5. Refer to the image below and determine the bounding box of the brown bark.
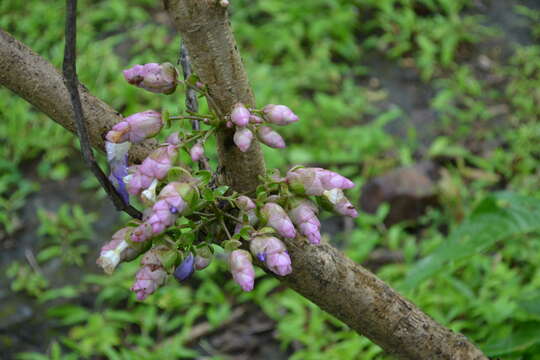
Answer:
[163,0,265,194]
[0,29,155,164]
[0,7,488,359]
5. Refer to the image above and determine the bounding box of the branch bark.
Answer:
[163,0,265,194]
[0,28,155,164]
[162,1,487,359]
[0,7,488,359]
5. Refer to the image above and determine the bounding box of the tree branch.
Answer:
[163,0,265,194]
[162,1,487,359]
[0,28,155,164]
[62,0,141,219]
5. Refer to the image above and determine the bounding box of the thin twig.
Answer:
[220,216,233,240]
[179,42,211,171]
[62,0,141,219]
[24,248,43,275]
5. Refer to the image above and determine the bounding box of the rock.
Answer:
[360,161,439,226]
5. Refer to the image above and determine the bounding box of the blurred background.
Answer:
[1,0,540,358]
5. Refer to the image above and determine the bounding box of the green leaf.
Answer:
[483,322,540,356]
[403,192,540,290]
[213,185,229,196]
[518,294,540,319]
[222,239,242,251]
[36,245,63,263]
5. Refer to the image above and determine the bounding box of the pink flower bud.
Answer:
[107,111,163,144]
[157,182,189,212]
[230,103,250,127]
[234,128,253,152]
[316,168,355,190]
[123,62,178,94]
[97,227,142,274]
[289,199,321,244]
[322,189,358,218]
[229,250,255,291]
[167,132,181,145]
[125,111,163,143]
[249,115,264,124]
[257,126,286,148]
[139,145,178,180]
[131,266,167,300]
[263,104,299,125]
[194,255,212,270]
[261,203,296,239]
[131,222,153,242]
[236,195,256,211]
[125,165,154,196]
[190,142,204,162]
[105,121,130,143]
[286,167,354,196]
[250,236,292,276]
[147,200,178,234]
[286,167,324,195]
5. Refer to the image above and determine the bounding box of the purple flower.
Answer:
[106,111,163,144]
[263,104,299,125]
[289,199,321,244]
[230,103,250,127]
[257,126,286,148]
[229,250,255,291]
[233,128,253,152]
[250,236,292,276]
[190,142,204,162]
[261,203,296,239]
[105,141,131,203]
[174,253,195,282]
[123,62,178,94]
[322,189,358,218]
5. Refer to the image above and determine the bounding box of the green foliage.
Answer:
[6,262,49,297]
[356,0,492,79]
[404,192,540,289]
[2,0,540,359]
[37,204,97,266]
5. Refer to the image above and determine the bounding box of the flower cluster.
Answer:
[224,166,356,290]
[96,62,358,299]
[229,103,298,152]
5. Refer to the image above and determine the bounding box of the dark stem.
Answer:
[62,0,142,220]
[178,41,211,170]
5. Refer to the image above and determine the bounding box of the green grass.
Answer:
[2,0,540,359]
